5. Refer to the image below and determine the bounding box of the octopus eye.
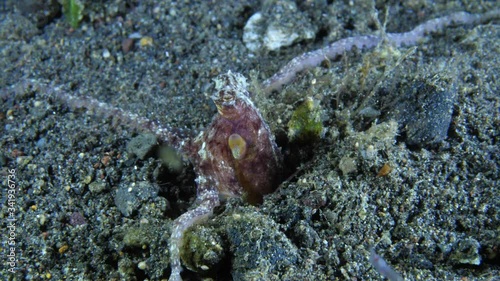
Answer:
[228,133,247,160]
[223,90,235,102]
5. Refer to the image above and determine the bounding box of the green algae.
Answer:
[287,97,323,143]
[61,0,84,28]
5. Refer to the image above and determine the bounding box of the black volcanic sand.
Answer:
[1,1,498,280]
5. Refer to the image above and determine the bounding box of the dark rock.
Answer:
[13,0,60,28]
[114,181,158,217]
[395,79,456,146]
[69,212,87,226]
[121,38,135,54]
[223,208,299,279]
[126,133,157,160]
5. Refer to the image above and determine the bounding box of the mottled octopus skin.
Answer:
[169,71,282,281]
[201,71,282,203]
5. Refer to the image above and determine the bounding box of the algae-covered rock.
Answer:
[123,225,156,248]
[287,97,324,143]
[179,206,302,279]
[450,238,481,265]
[180,225,226,275]
[223,208,300,279]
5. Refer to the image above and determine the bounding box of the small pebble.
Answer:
[102,49,111,58]
[122,38,134,53]
[140,36,153,47]
[138,261,147,270]
[36,138,47,148]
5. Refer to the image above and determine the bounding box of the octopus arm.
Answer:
[168,175,220,281]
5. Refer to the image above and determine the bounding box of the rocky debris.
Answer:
[243,0,316,52]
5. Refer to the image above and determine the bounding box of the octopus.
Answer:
[13,70,281,281]
[168,71,282,281]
